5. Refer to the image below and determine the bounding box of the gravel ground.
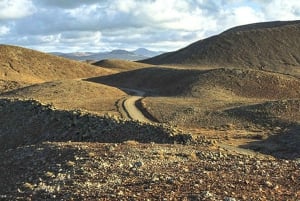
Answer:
[0,98,299,200]
[0,141,299,200]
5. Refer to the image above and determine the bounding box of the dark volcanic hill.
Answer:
[142,20,300,76]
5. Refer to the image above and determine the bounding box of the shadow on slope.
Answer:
[0,99,191,151]
[86,67,300,99]
[86,67,204,96]
[225,99,300,159]
[225,99,300,128]
[240,125,300,159]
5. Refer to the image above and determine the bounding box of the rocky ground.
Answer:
[0,98,299,200]
[1,37,300,200]
[0,141,299,200]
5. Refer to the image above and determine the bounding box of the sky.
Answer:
[0,0,299,53]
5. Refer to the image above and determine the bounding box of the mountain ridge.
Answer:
[141,20,300,77]
[51,48,163,61]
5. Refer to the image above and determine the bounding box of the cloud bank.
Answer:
[0,0,299,52]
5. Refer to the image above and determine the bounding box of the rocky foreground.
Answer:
[0,98,299,200]
[0,141,299,200]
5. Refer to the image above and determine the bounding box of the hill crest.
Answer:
[0,45,112,86]
[141,20,300,77]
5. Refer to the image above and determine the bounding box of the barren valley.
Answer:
[0,21,300,200]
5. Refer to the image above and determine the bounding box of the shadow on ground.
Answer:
[85,67,208,96]
[0,98,192,151]
[226,101,300,159]
[240,124,300,159]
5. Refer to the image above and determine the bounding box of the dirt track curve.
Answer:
[117,89,266,158]
[118,88,152,123]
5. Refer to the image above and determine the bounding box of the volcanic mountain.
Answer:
[142,20,300,77]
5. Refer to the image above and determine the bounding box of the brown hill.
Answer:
[226,99,300,127]
[0,45,112,88]
[0,79,26,93]
[92,59,152,72]
[186,68,300,99]
[141,20,300,77]
[0,79,127,116]
[90,67,300,133]
[88,67,300,100]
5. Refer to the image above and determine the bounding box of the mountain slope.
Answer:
[87,67,300,99]
[142,20,300,76]
[92,59,152,72]
[133,48,163,57]
[0,45,112,85]
[1,79,126,116]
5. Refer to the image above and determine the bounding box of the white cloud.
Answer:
[218,6,265,30]
[33,0,102,9]
[59,31,102,46]
[0,26,10,35]
[260,0,300,20]
[116,0,136,13]
[0,0,300,52]
[0,0,36,20]
[104,0,217,32]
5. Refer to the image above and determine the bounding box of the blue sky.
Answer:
[0,0,299,52]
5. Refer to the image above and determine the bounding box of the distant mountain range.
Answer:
[50,48,163,61]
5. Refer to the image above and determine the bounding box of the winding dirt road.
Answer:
[118,88,152,123]
[118,89,263,157]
